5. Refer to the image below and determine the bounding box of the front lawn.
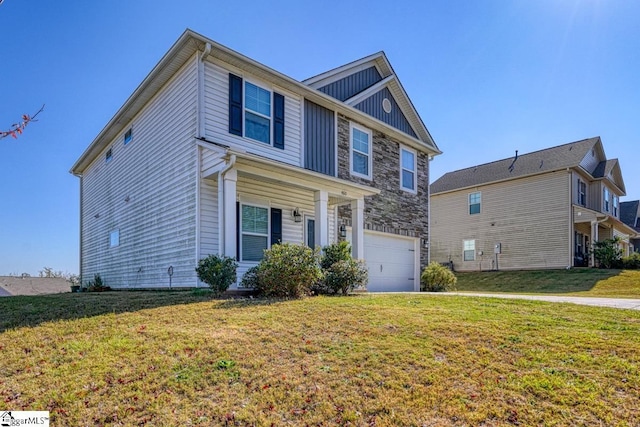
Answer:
[454,269,640,298]
[1,291,639,426]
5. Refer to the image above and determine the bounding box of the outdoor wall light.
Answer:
[422,238,429,248]
[339,224,347,238]
[292,208,302,223]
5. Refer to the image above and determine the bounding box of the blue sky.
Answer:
[1,0,639,275]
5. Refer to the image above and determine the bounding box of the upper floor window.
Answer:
[469,192,481,215]
[603,187,610,212]
[124,128,133,145]
[229,74,285,149]
[105,148,113,164]
[109,229,120,248]
[241,204,269,262]
[400,146,417,192]
[350,123,372,180]
[463,239,476,261]
[578,180,586,206]
[613,196,619,217]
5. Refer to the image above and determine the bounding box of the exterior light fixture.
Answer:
[339,224,347,238]
[292,208,302,223]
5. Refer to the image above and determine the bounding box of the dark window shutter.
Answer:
[270,208,282,245]
[236,202,240,260]
[273,92,285,149]
[229,74,243,136]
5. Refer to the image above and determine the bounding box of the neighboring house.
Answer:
[70,29,441,292]
[620,201,640,252]
[430,137,638,271]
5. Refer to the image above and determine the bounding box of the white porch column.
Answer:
[591,220,599,267]
[351,198,364,259]
[314,190,329,248]
[223,169,238,258]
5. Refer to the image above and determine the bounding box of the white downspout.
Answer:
[197,43,212,139]
[218,154,237,255]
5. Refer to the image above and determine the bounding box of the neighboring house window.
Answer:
[469,192,481,215]
[603,188,610,212]
[228,74,285,149]
[400,146,417,192]
[613,196,619,217]
[241,204,269,262]
[463,239,476,261]
[110,229,120,248]
[105,148,113,163]
[350,122,372,179]
[578,180,586,206]
[124,128,132,145]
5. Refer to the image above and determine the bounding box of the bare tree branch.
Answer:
[1,104,45,140]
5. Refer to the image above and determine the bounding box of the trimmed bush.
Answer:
[255,243,322,298]
[421,262,457,292]
[622,253,640,270]
[323,259,369,295]
[85,273,110,292]
[196,254,237,296]
[240,265,261,289]
[320,241,352,270]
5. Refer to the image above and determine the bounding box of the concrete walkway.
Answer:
[438,292,640,311]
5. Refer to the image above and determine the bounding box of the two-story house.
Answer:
[430,137,637,271]
[70,29,441,292]
[621,201,640,253]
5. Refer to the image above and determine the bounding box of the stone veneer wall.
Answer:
[336,114,430,269]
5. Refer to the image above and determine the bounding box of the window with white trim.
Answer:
[241,204,269,262]
[400,146,417,192]
[105,148,113,164]
[603,187,610,212]
[613,196,619,217]
[124,128,132,145]
[110,229,120,248]
[578,180,586,206]
[463,239,476,261]
[350,123,372,179]
[244,81,271,144]
[469,192,481,215]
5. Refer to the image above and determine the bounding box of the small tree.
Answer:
[421,262,457,292]
[315,242,368,295]
[196,254,238,296]
[592,237,622,269]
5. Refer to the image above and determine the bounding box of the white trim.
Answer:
[303,52,387,87]
[243,79,273,146]
[349,122,373,180]
[344,75,395,106]
[239,202,270,262]
[463,239,476,261]
[468,191,481,215]
[399,145,417,194]
[334,110,339,177]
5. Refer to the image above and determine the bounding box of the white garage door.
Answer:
[349,230,418,292]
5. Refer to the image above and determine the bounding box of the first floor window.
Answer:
[463,239,476,261]
[110,229,120,248]
[469,192,481,215]
[241,204,269,261]
[400,146,417,192]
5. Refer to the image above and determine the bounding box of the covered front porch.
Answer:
[197,142,379,287]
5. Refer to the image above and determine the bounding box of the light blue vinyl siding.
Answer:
[355,87,417,138]
[317,66,382,102]
[304,100,335,176]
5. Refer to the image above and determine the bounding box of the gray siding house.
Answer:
[620,201,640,252]
[430,137,637,271]
[71,29,441,291]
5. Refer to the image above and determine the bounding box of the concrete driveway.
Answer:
[439,292,640,311]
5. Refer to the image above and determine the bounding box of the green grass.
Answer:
[454,269,640,298]
[1,291,639,426]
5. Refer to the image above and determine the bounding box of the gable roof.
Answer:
[431,137,603,194]
[620,201,640,230]
[71,29,440,175]
[303,52,440,155]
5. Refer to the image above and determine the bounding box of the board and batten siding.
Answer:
[430,170,572,271]
[203,59,302,167]
[232,176,336,288]
[317,66,382,102]
[354,87,417,138]
[81,57,199,288]
[304,100,335,176]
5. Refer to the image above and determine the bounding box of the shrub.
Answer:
[320,241,352,270]
[421,262,457,292]
[85,273,110,292]
[322,259,369,295]
[592,238,623,269]
[622,252,640,270]
[240,265,261,290]
[255,243,322,298]
[195,254,238,296]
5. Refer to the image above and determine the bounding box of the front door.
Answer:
[305,217,315,249]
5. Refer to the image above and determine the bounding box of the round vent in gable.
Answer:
[382,98,392,114]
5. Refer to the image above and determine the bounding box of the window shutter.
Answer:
[236,202,240,260]
[229,74,243,136]
[273,92,285,149]
[270,208,282,245]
